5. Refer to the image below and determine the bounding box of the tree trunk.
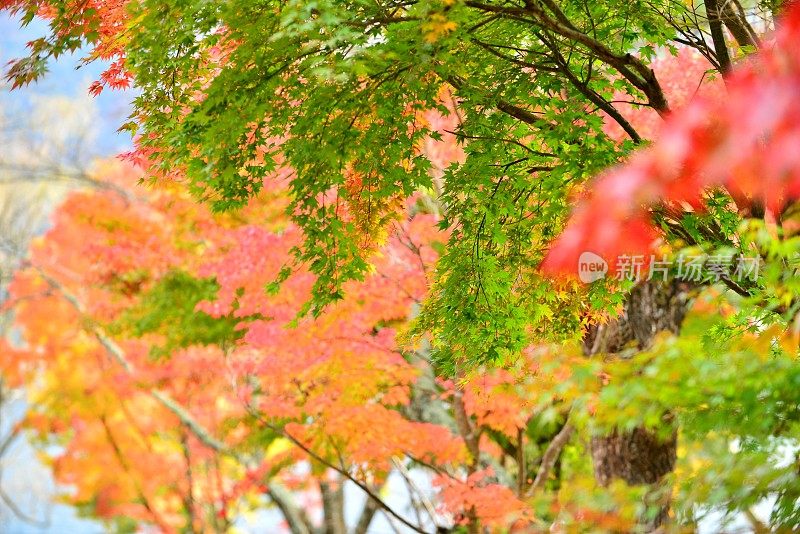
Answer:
[320,478,347,534]
[721,0,761,49]
[583,280,690,530]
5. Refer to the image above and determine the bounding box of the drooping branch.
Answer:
[0,486,50,529]
[538,31,643,143]
[0,415,50,528]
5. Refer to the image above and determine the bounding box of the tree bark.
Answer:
[705,0,733,74]
[583,280,690,530]
[721,0,761,49]
[320,479,347,534]
[353,493,381,534]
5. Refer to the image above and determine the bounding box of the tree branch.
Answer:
[538,31,642,143]
[0,486,50,529]
[526,420,574,495]
[463,0,670,113]
[267,482,315,534]
[33,267,229,451]
[353,484,383,534]
[721,0,760,49]
[28,266,320,533]
[253,414,431,534]
[705,0,733,74]
[100,415,172,531]
[392,457,440,529]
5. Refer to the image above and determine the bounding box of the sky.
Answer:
[0,12,130,534]
[0,14,133,157]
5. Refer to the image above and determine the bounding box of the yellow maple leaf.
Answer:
[423,14,457,43]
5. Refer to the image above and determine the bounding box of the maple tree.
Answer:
[2,159,566,532]
[4,0,800,531]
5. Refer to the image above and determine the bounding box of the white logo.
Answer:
[578,251,607,283]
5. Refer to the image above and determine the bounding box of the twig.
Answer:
[392,457,441,529]
[255,414,430,534]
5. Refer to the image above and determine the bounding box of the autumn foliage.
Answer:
[4,0,800,532]
[1,156,565,530]
[544,4,800,274]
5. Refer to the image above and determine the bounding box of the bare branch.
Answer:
[256,416,431,534]
[392,457,440,529]
[0,486,50,529]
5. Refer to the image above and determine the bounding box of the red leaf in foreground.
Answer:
[543,4,800,277]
